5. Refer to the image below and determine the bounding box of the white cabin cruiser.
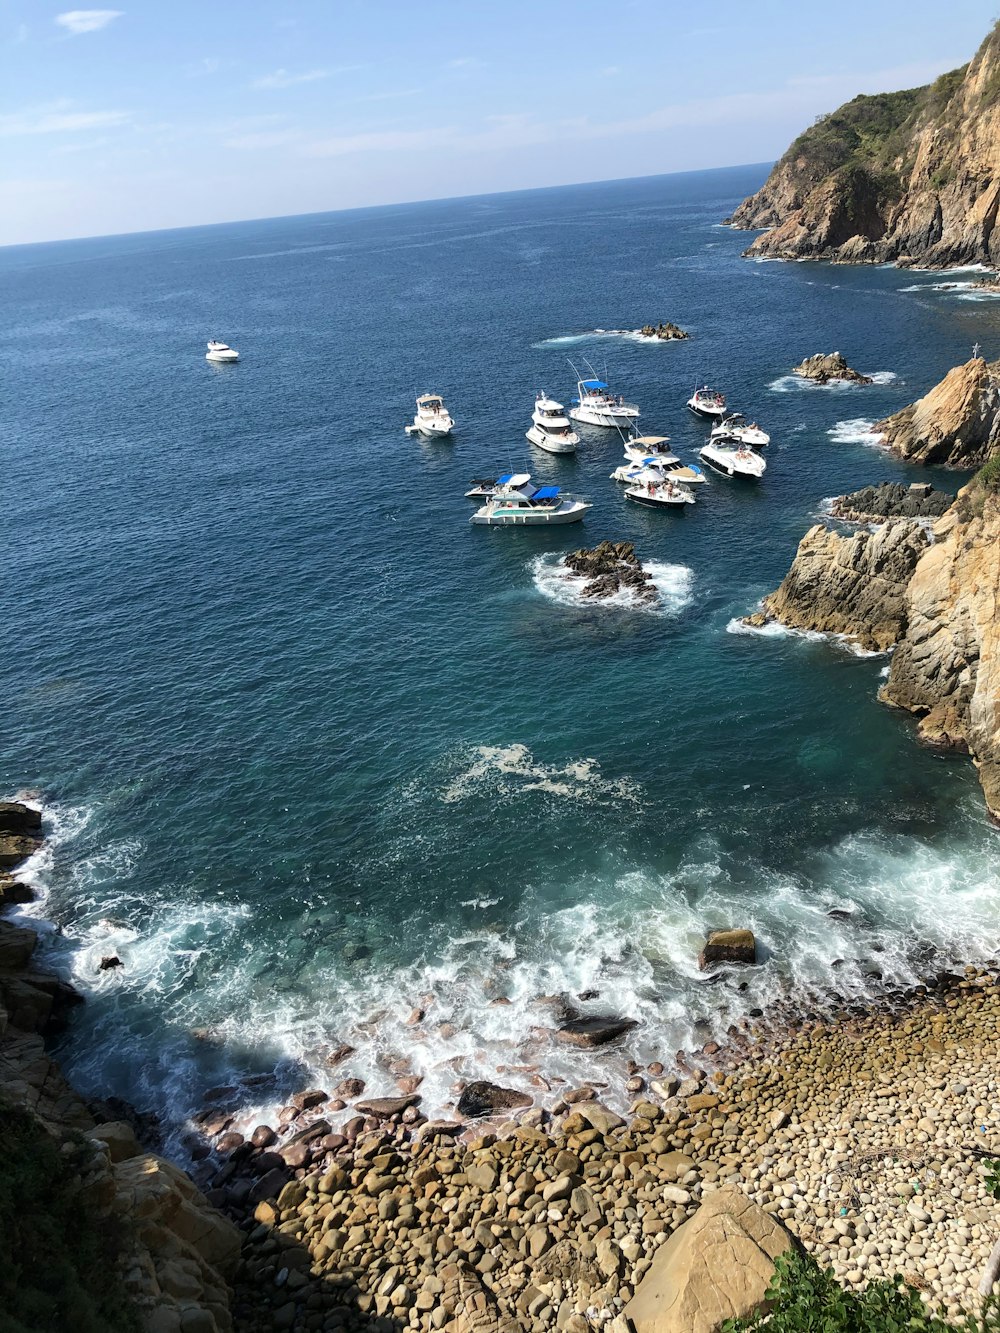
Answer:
[710,413,770,448]
[465,474,516,499]
[527,394,579,454]
[625,473,696,509]
[699,439,766,479]
[687,386,726,419]
[406,393,455,438]
[568,377,640,428]
[619,435,707,484]
[470,474,591,526]
[206,340,239,363]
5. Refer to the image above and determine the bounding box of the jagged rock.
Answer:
[0,874,33,906]
[873,357,1000,466]
[748,519,928,651]
[638,321,689,340]
[99,955,123,971]
[554,1015,639,1047]
[793,352,872,384]
[882,483,1000,816]
[457,1081,533,1118]
[623,1186,796,1331]
[0,802,41,835]
[353,1094,420,1118]
[699,929,757,970]
[830,481,953,522]
[563,540,657,603]
[729,24,1000,268]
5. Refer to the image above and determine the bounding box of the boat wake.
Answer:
[827,418,887,447]
[532,329,687,349]
[530,553,694,617]
[768,372,896,392]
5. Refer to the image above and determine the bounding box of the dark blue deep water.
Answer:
[3,165,1000,1140]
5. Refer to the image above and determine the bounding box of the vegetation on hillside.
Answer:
[723,1250,1000,1333]
[0,1101,140,1333]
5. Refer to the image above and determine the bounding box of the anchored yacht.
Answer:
[687,386,727,419]
[699,439,766,479]
[625,473,696,509]
[406,394,455,438]
[710,413,770,448]
[470,474,591,526]
[527,394,579,454]
[568,377,640,428]
[206,340,239,363]
[619,435,706,484]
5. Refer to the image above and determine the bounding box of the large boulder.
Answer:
[623,1186,796,1332]
[699,929,757,970]
[554,1015,638,1047]
[0,803,42,835]
[793,351,872,384]
[457,1081,532,1118]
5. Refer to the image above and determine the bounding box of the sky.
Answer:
[0,0,995,246]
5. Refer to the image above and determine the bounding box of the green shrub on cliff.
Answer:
[0,1101,140,1333]
[723,1250,1000,1332]
[975,454,1000,494]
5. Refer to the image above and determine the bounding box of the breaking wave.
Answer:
[769,372,896,393]
[530,552,694,617]
[827,418,887,447]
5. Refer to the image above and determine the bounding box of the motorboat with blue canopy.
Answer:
[470,473,591,526]
[465,473,516,499]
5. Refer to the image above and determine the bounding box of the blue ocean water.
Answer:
[3,165,1000,1140]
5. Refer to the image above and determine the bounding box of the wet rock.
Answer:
[555,1015,639,1047]
[0,802,42,835]
[793,352,872,384]
[0,875,34,906]
[250,1124,276,1149]
[325,1043,355,1067]
[98,955,123,972]
[830,481,953,524]
[335,1077,365,1099]
[638,321,689,341]
[457,1081,533,1118]
[563,541,657,603]
[289,1088,327,1112]
[699,929,757,970]
[354,1095,420,1119]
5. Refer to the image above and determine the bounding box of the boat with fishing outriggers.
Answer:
[469,474,591,526]
[567,362,640,428]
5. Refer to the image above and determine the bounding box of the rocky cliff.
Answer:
[873,356,1000,466]
[0,805,241,1333]
[751,477,1000,818]
[730,22,1000,266]
[883,485,1000,812]
[745,520,928,652]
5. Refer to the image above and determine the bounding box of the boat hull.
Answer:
[470,504,590,526]
[625,488,693,508]
[409,420,454,438]
[687,402,725,420]
[569,406,640,428]
[206,351,238,363]
[526,426,577,453]
[699,448,765,479]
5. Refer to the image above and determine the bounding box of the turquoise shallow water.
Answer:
[3,165,1000,1142]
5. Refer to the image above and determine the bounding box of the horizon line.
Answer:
[0,160,773,253]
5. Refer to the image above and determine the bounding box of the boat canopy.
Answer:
[497,473,514,484]
[581,379,608,390]
[536,397,564,411]
[632,435,669,446]
[507,473,531,487]
[533,486,560,500]
[417,393,443,405]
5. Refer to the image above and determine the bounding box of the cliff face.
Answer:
[731,23,1000,266]
[883,488,1000,814]
[873,357,1000,466]
[752,483,1000,818]
[747,520,928,651]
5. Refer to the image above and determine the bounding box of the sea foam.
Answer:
[531,552,694,617]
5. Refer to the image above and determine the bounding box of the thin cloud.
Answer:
[448,57,483,69]
[55,10,123,35]
[253,68,329,90]
[186,57,221,77]
[0,101,130,136]
[601,66,622,77]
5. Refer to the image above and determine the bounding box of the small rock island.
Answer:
[563,541,657,603]
[637,321,689,341]
[793,351,872,384]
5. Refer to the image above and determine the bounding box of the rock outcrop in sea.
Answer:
[749,472,1000,818]
[793,352,872,385]
[637,322,689,341]
[728,21,1000,267]
[563,541,658,603]
[873,356,1000,466]
[829,481,953,523]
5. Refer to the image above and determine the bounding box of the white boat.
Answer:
[699,439,766,479]
[687,386,727,419]
[710,413,770,448]
[526,393,579,454]
[206,340,239,363]
[620,435,707,485]
[470,474,591,526]
[625,474,696,509]
[405,393,455,438]
[465,474,516,499]
[568,376,640,427]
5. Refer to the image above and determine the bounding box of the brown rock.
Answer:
[699,930,757,970]
[554,1015,638,1047]
[457,1081,532,1118]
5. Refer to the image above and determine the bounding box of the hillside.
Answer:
[730,22,1000,266]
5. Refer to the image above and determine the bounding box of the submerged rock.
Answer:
[793,351,872,384]
[873,356,1000,466]
[555,1015,639,1047]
